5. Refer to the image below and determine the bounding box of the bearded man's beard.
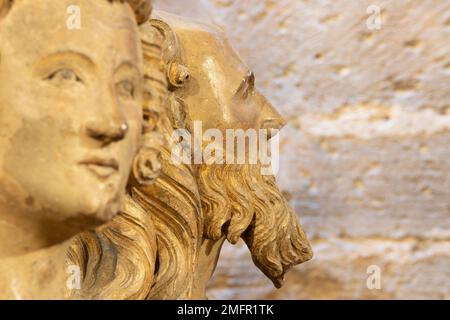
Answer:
[196,162,313,288]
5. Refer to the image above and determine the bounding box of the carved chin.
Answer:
[74,190,123,228]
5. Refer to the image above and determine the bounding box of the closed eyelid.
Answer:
[113,62,141,79]
[248,72,255,88]
[33,51,96,78]
[234,71,255,98]
[115,63,142,94]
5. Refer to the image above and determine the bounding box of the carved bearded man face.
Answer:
[166,17,285,136]
[0,0,145,241]
[155,12,313,289]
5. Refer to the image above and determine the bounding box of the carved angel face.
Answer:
[176,26,286,136]
[0,0,143,237]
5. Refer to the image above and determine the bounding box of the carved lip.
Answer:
[79,157,119,179]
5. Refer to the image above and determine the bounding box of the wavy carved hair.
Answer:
[67,18,202,300]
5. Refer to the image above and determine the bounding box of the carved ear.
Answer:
[149,19,190,89]
[0,0,13,18]
[168,62,190,88]
[132,131,163,186]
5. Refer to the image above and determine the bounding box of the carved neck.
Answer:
[191,236,227,299]
[0,212,54,258]
[0,206,71,299]
[0,240,70,300]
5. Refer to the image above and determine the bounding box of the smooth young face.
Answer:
[175,25,286,134]
[0,0,144,236]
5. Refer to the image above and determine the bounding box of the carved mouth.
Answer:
[79,158,119,179]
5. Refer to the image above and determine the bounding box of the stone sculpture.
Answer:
[0,0,153,299]
[67,18,195,300]
[68,11,312,300]
[153,11,313,298]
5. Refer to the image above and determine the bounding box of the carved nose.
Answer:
[261,101,287,139]
[258,93,286,139]
[86,121,129,146]
[261,117,287,131]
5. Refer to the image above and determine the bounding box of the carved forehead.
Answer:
[180,29,250,100]
[154,10,250,80]
[0,0,142,68]
[2,0,136,28]
[0,0,151,24]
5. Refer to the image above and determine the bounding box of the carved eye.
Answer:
[46,68,82,84]
[242,85,251,99]
[116,80,135,99]
[236,73,255,100]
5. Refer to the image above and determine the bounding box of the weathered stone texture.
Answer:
[153,0,450,299]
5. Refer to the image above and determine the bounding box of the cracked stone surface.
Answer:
[153,0,450,299]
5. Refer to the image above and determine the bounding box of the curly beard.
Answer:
[196,163,313,288]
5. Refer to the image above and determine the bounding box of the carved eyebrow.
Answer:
[113,61,141,77]
[33,51,96,74]
[235,71,255,96]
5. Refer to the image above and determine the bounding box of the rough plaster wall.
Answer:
[153,0,450,299]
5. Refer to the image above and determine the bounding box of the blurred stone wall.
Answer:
[153,0,450,299]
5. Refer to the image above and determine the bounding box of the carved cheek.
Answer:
[232,99,261,129]
[117,112,140,158]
